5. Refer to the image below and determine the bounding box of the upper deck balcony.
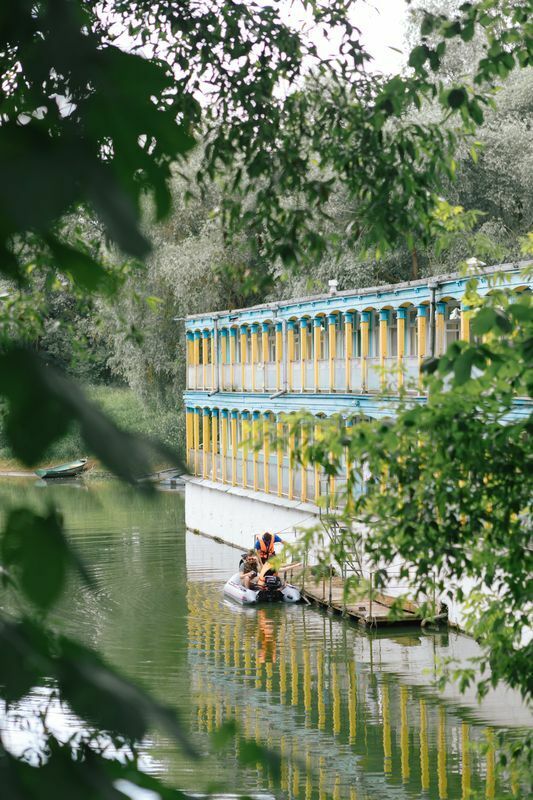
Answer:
[184,263,531,396]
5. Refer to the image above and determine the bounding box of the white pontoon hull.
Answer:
[223,572,301,605]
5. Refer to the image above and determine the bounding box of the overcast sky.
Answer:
[280,0,410,75]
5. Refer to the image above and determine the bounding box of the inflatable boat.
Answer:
[223,572,301,605]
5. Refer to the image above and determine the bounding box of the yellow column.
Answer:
[263,413,270,494]
[241,411,249,489]
[220,330,227,390]
[231,411,238,486]
[202,331,209,390]
[300,421,308,502]
[328,314,336,391]
[417,305,427,380]
[437,706,447,799]
[300,318,308,391]
[344,312,353,391]
[240,324,247,390]
[262,322,269,366]
[211,331,216,389]
[379,309,388,389]
[211,408,218,481]
[348,661,357,743]
[193,331,200,389]
[221,410,228,484]
[360,312,369,391]
[313,317,321,391]
[317,650,325,730]
[277,417,283,496]
[400,686,410,782]
[460,302,471,342]
[397,308,406,390]
[186,332,194,387]
[436,302,446,355]
[186,407,193,470]
[485,728,495,800]
[252,411,260,491]
[314,420,321,502]
[275,322,283,390]
[193,409,200,476]
[420,699,429,792]
[229,329,236,389]
[288,420,295,500]
[461,722,470,800]
[287,321,295,391]
[251,323,258,391]
[202,409,210,478]
[382,683,391,774]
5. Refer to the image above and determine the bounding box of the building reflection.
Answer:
[187,580,510,800]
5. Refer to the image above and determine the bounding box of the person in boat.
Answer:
[256,562,284,591]
[239,551,261,589]
[255,531,284,564]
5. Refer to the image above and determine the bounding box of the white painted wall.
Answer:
[184,477,319,552]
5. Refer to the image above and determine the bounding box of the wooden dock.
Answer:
[295,574,422,627]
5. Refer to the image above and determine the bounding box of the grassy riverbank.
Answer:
[0,385,183,472]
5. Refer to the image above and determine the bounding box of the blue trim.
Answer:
[221,409,229,419]
[202,329,210,338]
[287,320,295,331]
[252,410,261,420]
[275,321,283,332]
[186,331,194,341]
[327,314,336,325]
[194,407,201,414]
[194,331,201,340]
[436,301,447,315]
[360,312,370,323]
[184,390,532,423]
[220,328,228,337]
[417,305,428,317]
[240,324,247,334]
[344,312,354,324]
[241,410,250,420]
[212,408,219,417]
[397,307,407,320]
[379,310,390,322]
[462,304,472,311]
[202,407,210,416]
[300,318,308,328]
[313,317,323,328]
[262,322,270,333]
[230,328,237,337]
[251,323,259,333]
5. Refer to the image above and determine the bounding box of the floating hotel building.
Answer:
[183,262,531,550]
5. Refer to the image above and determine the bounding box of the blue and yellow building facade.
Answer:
[183,262,531,506]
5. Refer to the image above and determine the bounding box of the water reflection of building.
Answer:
[187,577,529,800]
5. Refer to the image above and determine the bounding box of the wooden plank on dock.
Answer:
[295,572,421,627]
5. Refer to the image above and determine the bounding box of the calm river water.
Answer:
[1,480,530,799]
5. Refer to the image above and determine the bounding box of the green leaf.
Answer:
[447,88,468,109]
[1,509,69,609]
[45,236,114,293]
[453,349,477,384]
[472,307,497,335]
[57,638,197,752]
[0,618,52,703]
[408,45,429,70]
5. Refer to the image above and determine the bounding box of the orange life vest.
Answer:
[258,536,275,561]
